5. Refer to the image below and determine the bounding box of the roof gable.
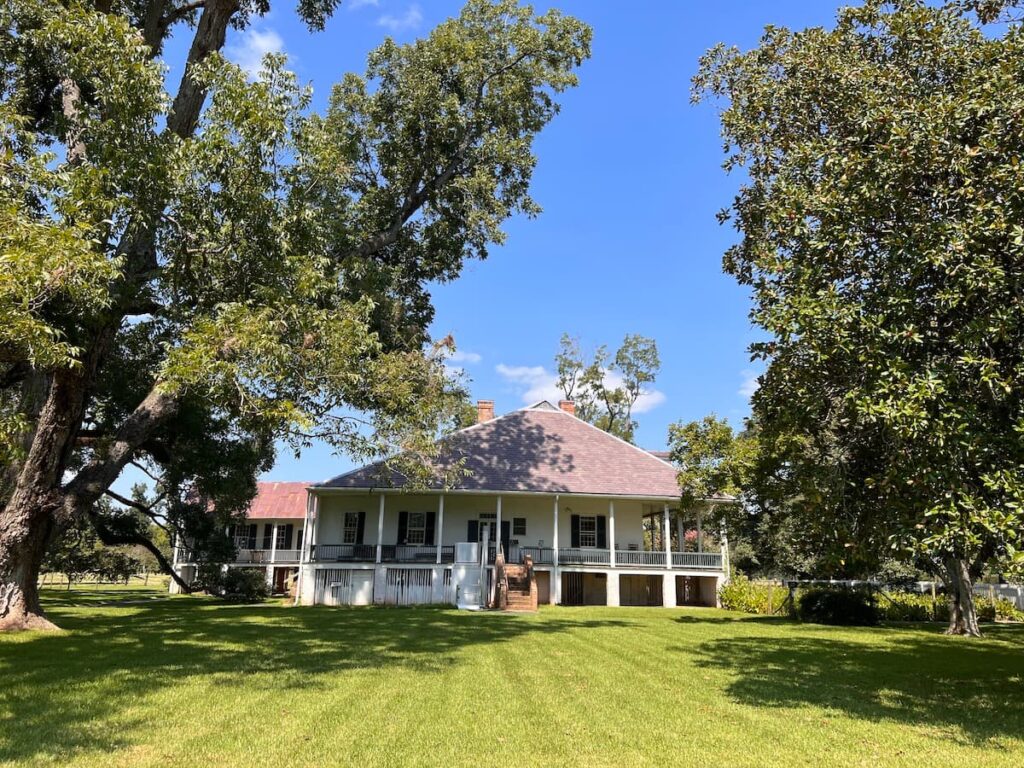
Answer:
[320,402,682,498]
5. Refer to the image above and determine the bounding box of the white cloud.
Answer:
[495,364,666,414]
[449,349,482,364]
[378,4,422,32]
[739,369,760,400]
[496,364,563,406]
[227,27,285,78]
[348,0,380,8]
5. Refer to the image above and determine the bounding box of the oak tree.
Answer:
[0,0,590,630]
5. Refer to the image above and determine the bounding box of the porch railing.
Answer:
[672,551,724,570]
[382,545,455,564]
[312,544,376,562]
[518,546,555,565]
[235,548,301,564]
[615,550,667,567]
[558,548,611,565]
[311,544,455,564]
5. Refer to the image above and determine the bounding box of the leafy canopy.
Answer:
[695,0,1024,583]
[555,332,660,442]
[0,0,590,574]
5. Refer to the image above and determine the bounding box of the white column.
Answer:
[607,571,620,607]
[608,500,616,567]
[495,495,503,556]
[296,492,317,606]
[697,509,703,554]
[435,494,445,564]
[552,496,560,565]
[375,493,385,564]
[720,518,730,578]
[553,495,560,604]
[663,503,672,569]
[267,522,278,588]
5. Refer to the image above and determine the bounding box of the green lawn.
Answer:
[0,585,1021,767]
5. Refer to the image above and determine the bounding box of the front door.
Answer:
[469,519,512,558]
[272,567,289,594]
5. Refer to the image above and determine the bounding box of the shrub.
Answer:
[977,596,1024,623]
[220,568,270,603]
[193,565,269,603]
[797,587,879,626]
[878,591,936,622]
[719,576,789,615]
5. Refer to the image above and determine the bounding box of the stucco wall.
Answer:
[313,491,661,551]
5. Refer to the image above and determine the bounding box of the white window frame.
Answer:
[343,512,360,544]
[579,516,597,548]
[406,511,426,546]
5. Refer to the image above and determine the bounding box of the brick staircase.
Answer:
[504,558,538,612]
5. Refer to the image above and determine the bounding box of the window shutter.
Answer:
[424,511,436,546]
[397,511,408,544]
[571,515,580,548]
[284,524,294,549]
[247,524,257,549]
[356,511,366,544]
[596,516,607,549]
[262,524,273,550]
[296,529,303,553]
[467,520,478,543]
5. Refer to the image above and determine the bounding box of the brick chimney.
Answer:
[558,399,576,416]
[476,399,495,424]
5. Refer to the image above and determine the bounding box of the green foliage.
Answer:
[976,595,1024,622]
[0,0,590,591]
[718,575,788,615]
[877,592,937,622]
[193,565,269,602]
[668,415,753,509]
[695,0,1024,611]
[797,587,879,627]
[220,569,270,604]
[555,333,660,442]
[42,507,143,585]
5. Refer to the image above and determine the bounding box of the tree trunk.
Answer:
[944,557,982,637]
[0,504,57,631]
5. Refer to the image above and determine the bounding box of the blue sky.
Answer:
[165,1,841,485]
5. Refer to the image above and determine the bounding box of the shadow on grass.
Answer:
[680,621,1024,746]
[0,588,632,763]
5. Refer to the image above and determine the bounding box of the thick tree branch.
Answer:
[341,146,470,263]
[87,509,190,593]
[167,0,238,139]
[63,384,180,513]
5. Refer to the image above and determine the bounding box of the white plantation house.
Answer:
[171,400,731,609]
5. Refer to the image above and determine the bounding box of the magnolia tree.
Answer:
[0,0,590,631]
[696,0,1024,635]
